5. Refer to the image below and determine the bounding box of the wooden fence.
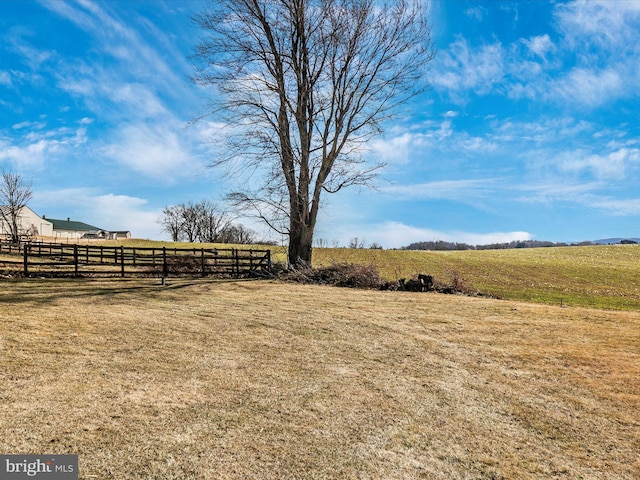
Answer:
[0,241,271,278]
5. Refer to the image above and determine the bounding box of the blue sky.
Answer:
[1,0,639,247]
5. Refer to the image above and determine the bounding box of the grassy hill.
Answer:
[313,244,640,311]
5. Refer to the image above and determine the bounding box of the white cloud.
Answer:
[8,35,55,70]
[55,62,169,122]
[491,116,595,146]
[559,148,640,180]
[41,0,186,94]
[0,139,51,167]
[0,71,11,86]
[12,121,46,130]
[434,1,640,110]
[514,181,604,206]
[555,0,640,50]
[370,133,415,164]
[458,135,498,154]
[523,34,556,60]
[0,125,89,169]
[383,179,496,201]
[369,122,451,165]
[91,194,161,237]
[464,6,486,22]
[551,68,622,108]
[32,188,162,239]
[101,123,205,180]
[432,37,505,96]
[591,198,640,216]
[371,119,494,167]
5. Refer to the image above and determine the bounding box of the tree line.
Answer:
[401,240,600,251]
[158,200,259,244]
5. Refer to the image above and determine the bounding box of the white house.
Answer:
[0,206,53,238]
[0,206,131,241]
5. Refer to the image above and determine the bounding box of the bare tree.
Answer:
[348,236,365,249]
[219,223,257,244]
[0,170,33,243]
[193,0,433,266]
[196,200,234,243]
[180,202,202,243]
[158,205,184,242]
[158,200,258,244]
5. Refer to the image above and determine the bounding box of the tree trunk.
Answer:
[288,220,314,267]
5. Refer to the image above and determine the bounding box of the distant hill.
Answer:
[592,238,640,245]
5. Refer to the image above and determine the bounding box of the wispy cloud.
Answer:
[591,198,640,216]
[551,68,623,108]
[558,147,640,180]
[24,0,208,184]
[433,0,640,109]
[40,0,188,96]
[432,37,505,97]
[100,123,206,181]
[514,181,605,205]
[382,179,496,202]
[0,125,88,169]
[555,0,640,50]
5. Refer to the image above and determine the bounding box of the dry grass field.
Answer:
[1,278,638,479]
[11,240,640,310]
[312,245,640,311]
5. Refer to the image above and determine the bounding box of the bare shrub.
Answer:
[166,255,201,274]
[285,263,384,289]
[435,268,478,295]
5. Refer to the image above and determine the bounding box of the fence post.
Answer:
[162,247,168,280]
[74,245,79,276]
[120,246,125,277]
[23,244,28,275]
[201,248,206,277]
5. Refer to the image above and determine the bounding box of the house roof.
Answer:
[1,205,39,216]
[48,218,103,232]
[0,205,52,223]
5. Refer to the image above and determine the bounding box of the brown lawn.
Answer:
[0,278,638,479]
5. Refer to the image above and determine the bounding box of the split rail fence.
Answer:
[0,241,271,278]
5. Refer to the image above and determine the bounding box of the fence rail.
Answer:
[0,241,271,278]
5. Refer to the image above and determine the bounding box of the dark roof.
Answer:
[48,218,103,232]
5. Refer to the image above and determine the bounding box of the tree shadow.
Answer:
[0,276,259,308]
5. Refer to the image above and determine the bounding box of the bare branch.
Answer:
[0,170,33,243]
